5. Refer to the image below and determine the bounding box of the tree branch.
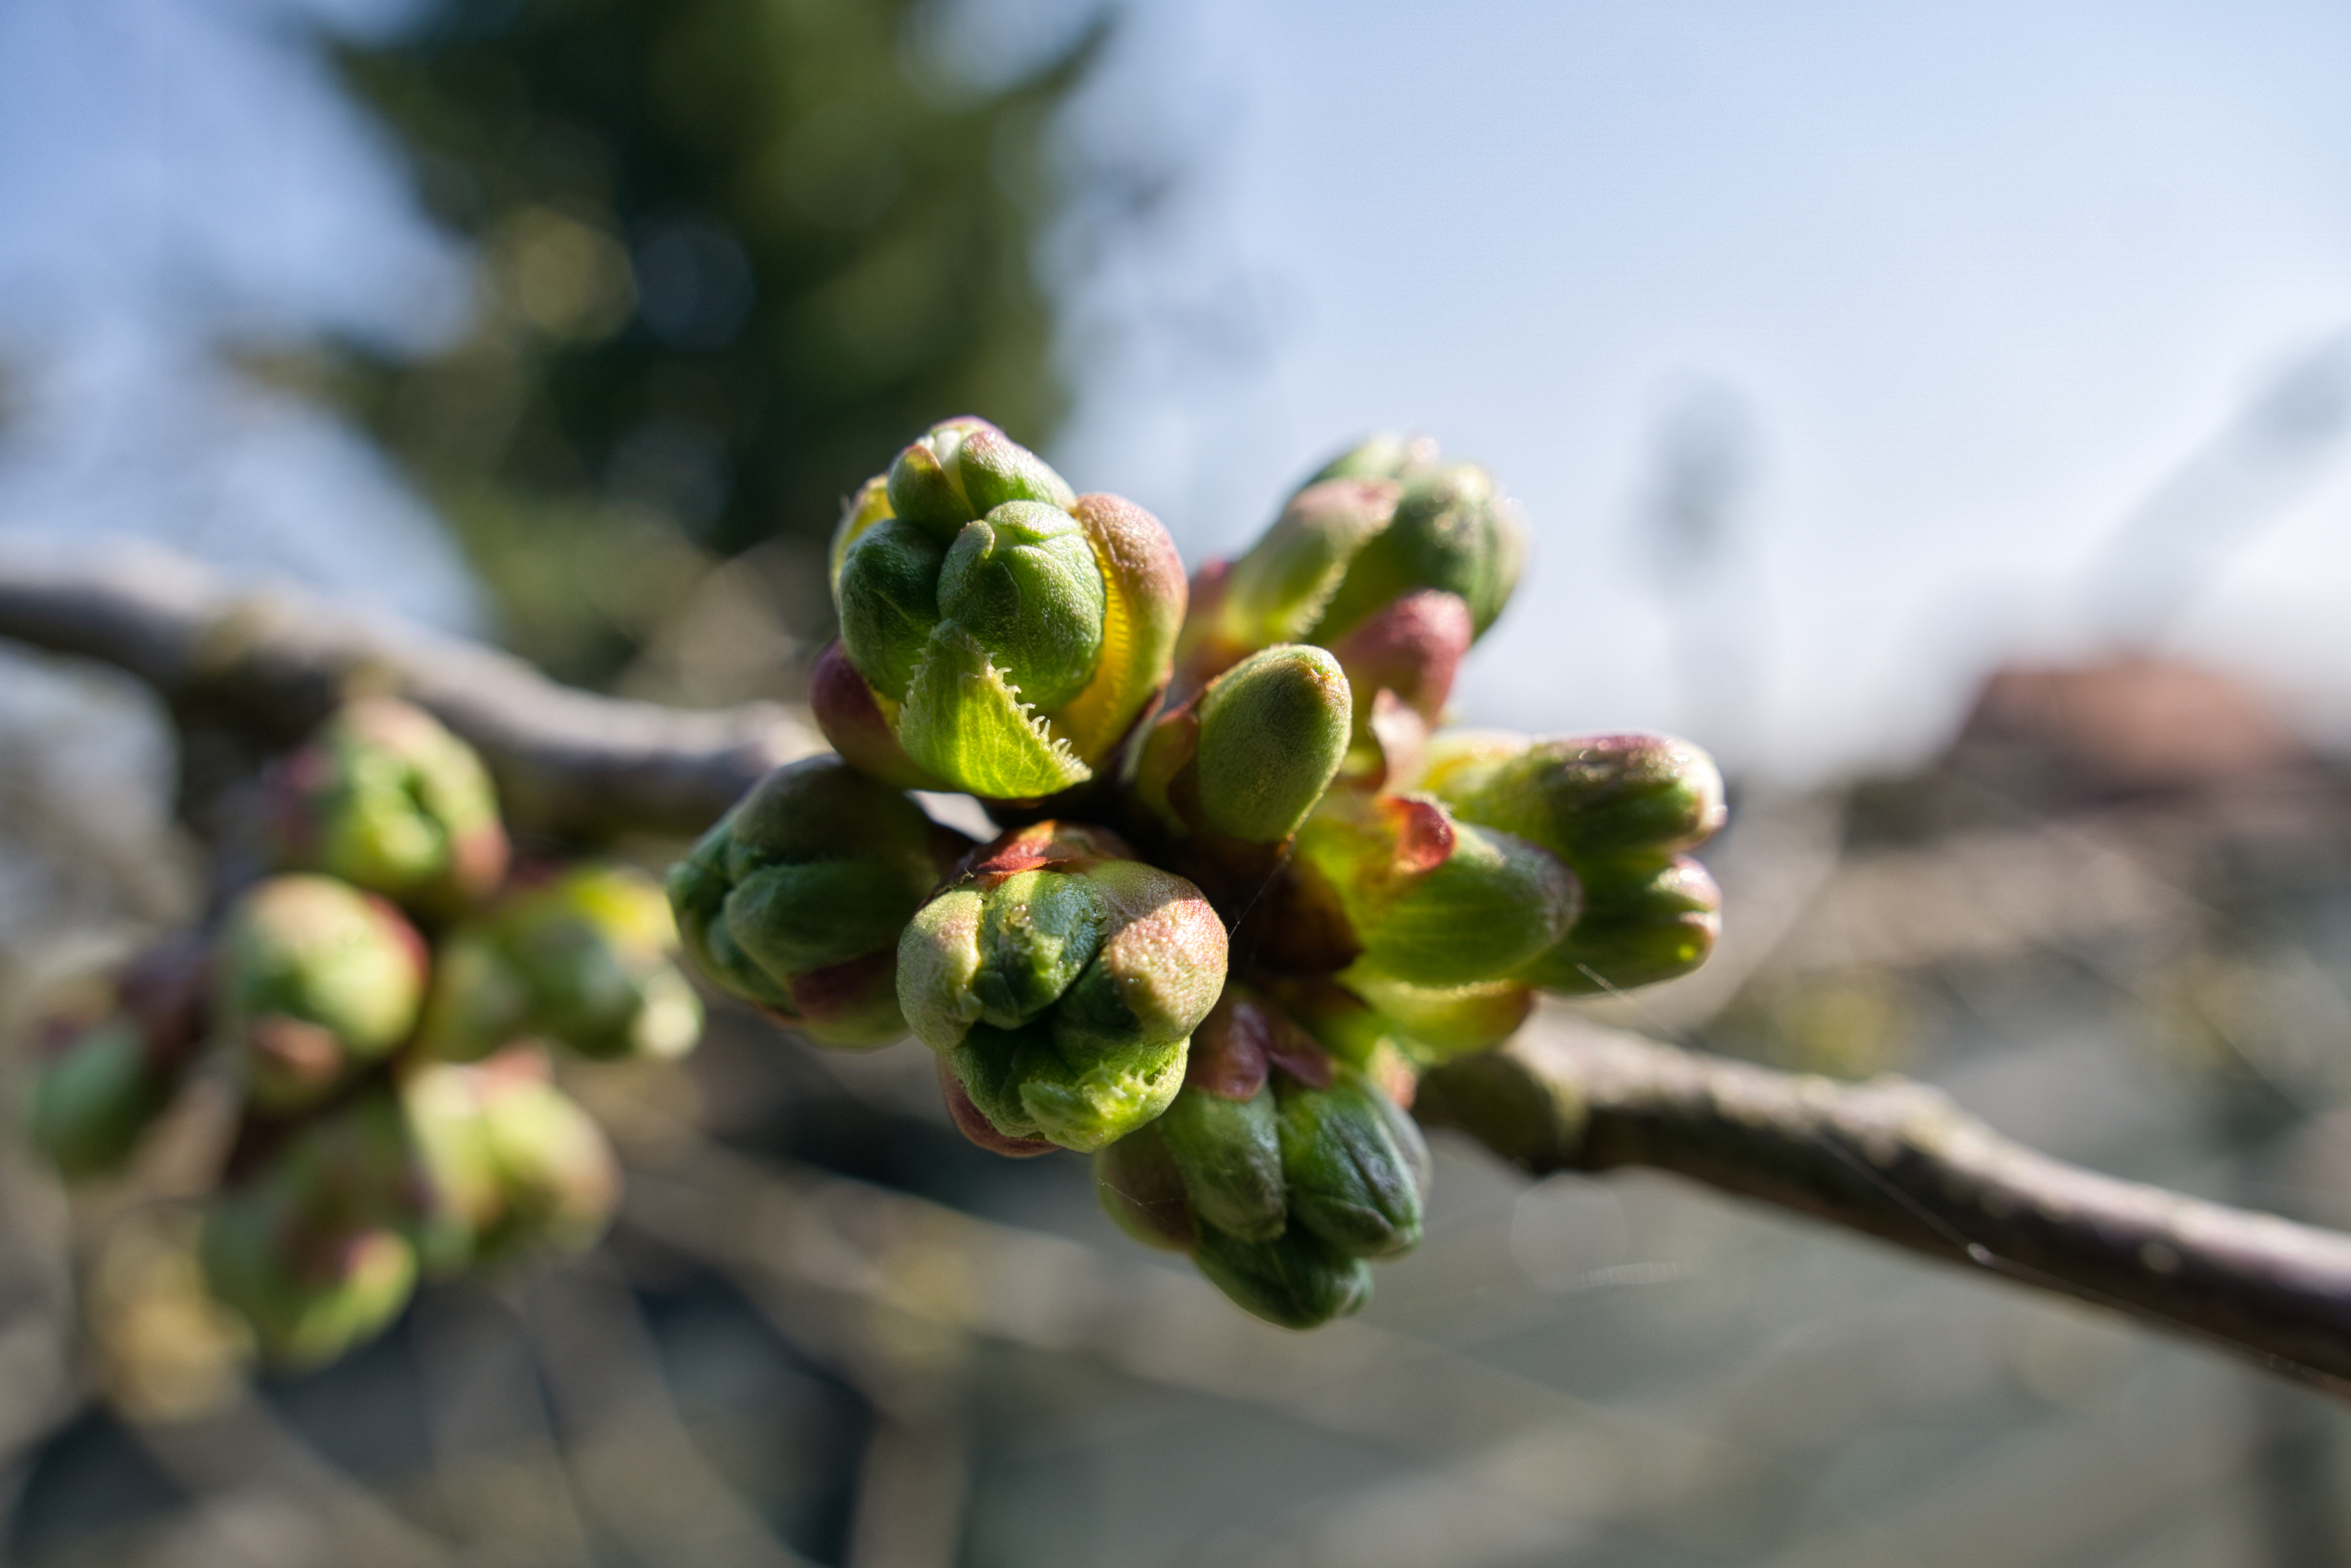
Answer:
[0,547,818,839]
[1416,1016,2351,1392]
[3,547,2348,1389]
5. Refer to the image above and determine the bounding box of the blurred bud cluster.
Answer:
[681,417,1729,1328]
[25,698,697,1372]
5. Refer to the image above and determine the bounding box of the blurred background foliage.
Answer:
[319,0,1098,690]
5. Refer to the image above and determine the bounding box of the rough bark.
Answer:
[1417,1018,2351,1391]
[0,548,817,839]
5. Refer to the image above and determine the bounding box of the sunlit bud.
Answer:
[401,1047,620,1268]
[1307,462,1527,646]
[1338,969,1533,1062]
[473,1064,621,1259]
[1194,646,1354,842]
[1292,794,1577,989]
[822,419,1185,801]
[1520,853,1722,996]
[1326,590,1474,727]
[201,1090,426,1366]
[426,864,701,1063]
[900,823,1227,1151]
[1129,644,1352,869]
[1300,432,1442,487]
[200,1197,417,1370]
[1193,1223,1371,1331]
[1092,1122,1196,1250]
[265,697,510,918]
[668,756,958,1048]
[1206,478,1399,654]
[400,1060,504,1274]
[1423,731,1727,864]
[884,417,1077,543]
[1275,1069,1428,1259]
[219,875,428,1112]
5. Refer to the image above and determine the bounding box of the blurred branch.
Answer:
[8,547,2351,1393]
[0,547,818,840]
[1416,1016,2351,1394]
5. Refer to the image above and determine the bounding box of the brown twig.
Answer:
[6,547,2351,1389]
[0,546,818,839]
[1416,1015,2351,1392]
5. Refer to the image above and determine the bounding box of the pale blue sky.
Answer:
[8,0,2351,776]
[1050,0,2351,776]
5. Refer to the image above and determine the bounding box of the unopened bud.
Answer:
[1275,1070,1428,1259]
[1424,731,1726,863]
[1193,1223,1371,1331]
[1307,463,1526,645]
[1302,433,1441,487]
[1293,794,1577,989]
[900,824,1227,1151]
[1339,969,1532,1062]
[425,864,701,1063]
[26,1016,169,1178]
[266,698,509,917]
[821,420,1185,800]
[220,875,428,1112]
[1520,853,1722,996]
[1192,645,1352,843]
[202,1089,427,1366]
[885,417,1077,540]
[1092,1122,1197,1251]
[201,1194,417,1370]
[402,1048,619,1267]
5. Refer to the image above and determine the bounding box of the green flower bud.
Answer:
[1211,479,1400,653]
[936,502,1107,712]
[1275,1070,1428,1259]
[1520,853,1722,996]
[1338,969,1533,1062]
[1092,1122,1196,1250]
[821,420,1185,801]
[1307,463,1526,645]
[400,1059,504,1274]
[1293,794,1577,989]
[1142,987,1338,1240]
[884,417,1077,543]
[402,1048,620,1269]
[1194,646,1353,843]
[668,756,960,1048]
[474,1064,621,1259]
[901,824,1228,1151]
[1424,731,1727,864]
[201,1089,428,1367]
[25,938,208,1177]
[26,1016,170,1178]
[1302,432,1441,487]
[1193,1223,1371,1331]
[425,865,703,1063]
[1156,1080,1285,1242]
[220,875,428,1112]
[836,516,946,700]
[201,1200,417,1370]
[266,697,509,918]
[1174,439,1522,702]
